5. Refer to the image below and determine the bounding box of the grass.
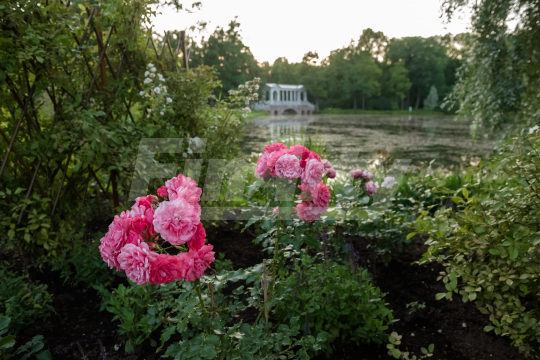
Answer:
[315,108,447,116]
[245,110,270,121]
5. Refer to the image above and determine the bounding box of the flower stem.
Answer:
[194,278,205,312]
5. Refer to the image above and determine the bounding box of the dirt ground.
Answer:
[14,221,525,359]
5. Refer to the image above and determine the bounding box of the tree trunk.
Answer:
[353,93,357,110]
[362,93,365,110]
[111,170,120,208]
[415,89,421,110]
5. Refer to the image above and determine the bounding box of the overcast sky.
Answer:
[151,0,471,64]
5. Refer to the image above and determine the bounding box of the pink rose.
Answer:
[255,152,270,178]
[133,195,158,212]
[117,243,157,285]
[149,254,183,284]
[362,170,373,180]
[366,181,378,196]
[350,169,364,179]
[267,149,288,170]
[132,218,147,232]
[288,144,309,158]
[178,245,215,282]
[275,154,302,180]
[264,142,287,153]
[165,174,202,205]
[325,168,336,179]
[273,206,279,213]
[312,182,330,208]
[153,198,200,245]
[187,222,206,251]
[157,186,169,198]
[305,151,322,162]
[298,184,313,202]
[99,211,133,270]
[295,201,326,222]
[321,159,332,169]
[301,158,325,188]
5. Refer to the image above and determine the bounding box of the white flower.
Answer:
[183,152,187,158]
[148,63,155,68]
[238,84,244,89]
[144,71,150,77]
[381,176,396,189]
[158,74,164,81]
[147,114,150,118]
[147,108,152,113]
[150,67,156,73]
[144,78,152,84]
[187,148,193,155]
[154,87,161,94]
[160,111,164,115]
[243,107,251,113]
[254,85,259,90]
[166,97,172,103]
[245,100,249,105]
[139,91,145,96]
[529,125,539,134]
[228,90,234,95]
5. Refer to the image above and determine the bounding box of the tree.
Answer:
[385,62,412,110]
[386,37,448,109]
[325,46,381,109]
[441,0,540,132]
[423,86,439,110]
[358,28,388,60]
[189,18,260,96]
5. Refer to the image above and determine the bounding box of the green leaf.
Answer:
[488,249,500,256]
[303,235,322,250]
[391,348,401,358]
[0,335,16,349]
[0,316,11,330]
[406,232,416,240]
[36,350,52,360]
[428,344,434,353]
[484,326,494,332]
[509,247,519,260]
[462,188,469,198]
[435,293,446,300]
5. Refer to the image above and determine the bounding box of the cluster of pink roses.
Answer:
[350,169,379,196]
[99,174,214,285]
[256,143,334,222]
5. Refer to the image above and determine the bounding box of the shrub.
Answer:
[0,316,51,360]
[274,257,394,351]
[0,265,54,334]
[414,126,540,356]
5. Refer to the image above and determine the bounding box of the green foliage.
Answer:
[423,86,439,111]
[96,265,328,359]
[188,18,261,96]
[0,265,54,334]
[214,253,234,272]
[414,126,540,355]
[387,332,434,360]
[0,0,256,264]
[0,316,51,360]
[274,258,395,348]
[51,237,121,288]
[386,36,449,110]
[441,0,540,132]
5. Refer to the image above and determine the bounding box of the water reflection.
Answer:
[239,114,498,170]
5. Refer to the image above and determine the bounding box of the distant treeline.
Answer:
[180,21,466,111]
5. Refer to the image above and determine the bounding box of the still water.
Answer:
[239,114,499,171]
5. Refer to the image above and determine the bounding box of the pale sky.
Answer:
[151,0,471,64]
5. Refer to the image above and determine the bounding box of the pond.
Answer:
[239,114,501,172]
